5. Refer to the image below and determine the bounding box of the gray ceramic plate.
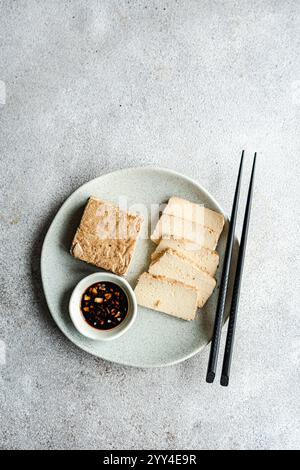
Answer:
[41,167,238,368]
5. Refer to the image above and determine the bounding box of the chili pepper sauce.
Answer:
[81,282,128,330]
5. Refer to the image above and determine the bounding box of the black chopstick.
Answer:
[206,150,244,383]
[220,152,257,386]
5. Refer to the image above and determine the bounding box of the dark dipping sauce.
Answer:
[81,282,128,330]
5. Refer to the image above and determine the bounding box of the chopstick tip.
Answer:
[206,371,215,383]
[220,375,229,387]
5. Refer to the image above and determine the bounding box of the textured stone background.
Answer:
[0,0,299,450]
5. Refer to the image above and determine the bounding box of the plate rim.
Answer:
[41,166,231,368]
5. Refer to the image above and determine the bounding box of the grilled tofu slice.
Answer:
[70,197,143,275]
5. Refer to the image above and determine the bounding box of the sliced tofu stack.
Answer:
[135,197,224,321]
[149,249,216,308]
[134,273,198,321]
[151,239,219,277]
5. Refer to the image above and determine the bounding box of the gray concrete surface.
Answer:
[0,0,299,450]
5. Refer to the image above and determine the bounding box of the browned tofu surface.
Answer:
[71,197,143,275]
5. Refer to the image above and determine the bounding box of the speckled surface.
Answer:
[0,0,299,450]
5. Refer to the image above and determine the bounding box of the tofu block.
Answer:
[164,196,225,236]
[134,273,198,321]
[70,197,143,275]
[149,249,216,307]
[151,239,219,276]
[151,213,219,250]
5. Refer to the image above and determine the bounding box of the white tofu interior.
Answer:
[151,239,219,276]
[164,196,224,236]
[151,213,219,250]
[134,273,198,321]
[149,249,216,307]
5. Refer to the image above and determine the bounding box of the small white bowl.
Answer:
[69,272,137,341]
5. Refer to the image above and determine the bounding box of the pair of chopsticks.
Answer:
[206,150,256,386]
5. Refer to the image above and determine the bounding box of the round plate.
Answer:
[41,167,238,367]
